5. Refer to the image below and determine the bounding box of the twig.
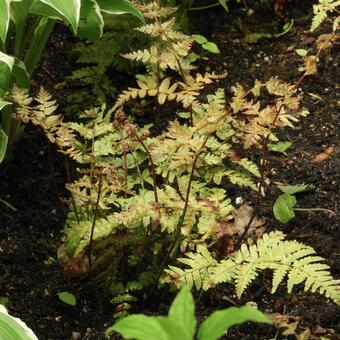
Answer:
[0,197,17,212]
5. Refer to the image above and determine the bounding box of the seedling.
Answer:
[58,292,77,306]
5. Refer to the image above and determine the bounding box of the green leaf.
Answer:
[10,0,33,27]
[218,0,229,12]
[97,0,145,23]
[77,0,104,41]
[106,315,172,340]
[198,306,271,340]
[0,305,38,340]
[268,141,292,155]
[0,51,15,70]
[168,287,196,340]
[194,34,207,45]
[0,0,10,45]
[29,0,81,34]
[12,58,29,88]
[202,42,220,54]
[273,193,296,224]
[277,184,307,195]
[0,124,9,162]
[295,49,308,57]
[58,292,77,306]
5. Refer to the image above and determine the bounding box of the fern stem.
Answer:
[64,154,80,224]
[88,169,103,270]
[173,133,211,255]
[134,134,159,205]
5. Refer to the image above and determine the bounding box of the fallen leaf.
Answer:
[311,146,335,163]
[232,204,266,239]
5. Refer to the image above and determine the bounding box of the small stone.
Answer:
[264,56,270,62]
[235,197,243,205]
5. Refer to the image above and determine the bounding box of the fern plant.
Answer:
[11,1,339,312]
[11,75,339,307]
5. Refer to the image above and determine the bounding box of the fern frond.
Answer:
[310,0,340,32]
[166,231,340,304]
[164,247,218,290]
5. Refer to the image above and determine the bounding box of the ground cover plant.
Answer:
[0,0,339,339]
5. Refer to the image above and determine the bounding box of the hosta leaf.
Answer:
[29,0,81,34]
[12,58,29,88]
[97,0,145,23]
[0,305,38,340]
[10,0,33,28]
[0,52,14,93]
[0,0,10,45]
[0,127,8,163]
[77,0,104,41]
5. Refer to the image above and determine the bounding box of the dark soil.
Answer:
[1,1,339,339]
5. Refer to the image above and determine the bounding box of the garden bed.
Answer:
[0,1,339,339]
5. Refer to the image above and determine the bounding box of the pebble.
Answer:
[235,197,244,205]
[264,56,270,62]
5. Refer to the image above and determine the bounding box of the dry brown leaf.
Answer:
[232,204,266,239]
[311,146,335,163]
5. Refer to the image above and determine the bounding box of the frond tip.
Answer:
[165,231,340,304]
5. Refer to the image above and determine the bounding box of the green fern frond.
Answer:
[166,231,340,304]
[310,0,340,32]
[164,247,218,290]
[235,158,260,177]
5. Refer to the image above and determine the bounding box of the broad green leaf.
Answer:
[58,292,77,306]
[0,0,10,45]
[0,100,11,111]
[168,287,196,340]
[0,304,38,339]
[295,49,308,57]
[29,0,81,34]
[198,306,271,340]
[0,52,14,93]
[268,141,292,155]
[10,0,33,27]
[0,51,15,70]
[273,193,296,224]
[202,42,220,54]
[0,127,8,163]
[106,315,173,340]
[194,35,207,44]
[12,58,29,88]
[77,0,104,41]
[97,0,145,23]
[277,184,307,195]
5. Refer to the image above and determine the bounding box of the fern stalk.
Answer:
[88,169,104,270]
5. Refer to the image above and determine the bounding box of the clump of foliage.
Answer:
[107,286,271,339]
[12,0,340,313]
[0,0,144,162]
